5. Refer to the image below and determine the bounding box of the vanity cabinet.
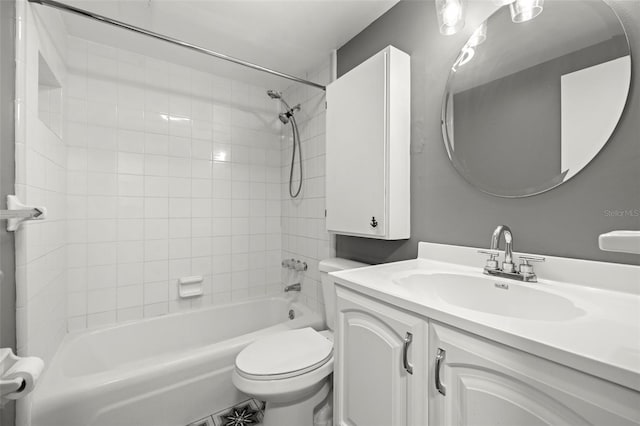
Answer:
[325,45,410,240]
[334,288,639,426]
[429,322,639,426]
[334,287,427,426]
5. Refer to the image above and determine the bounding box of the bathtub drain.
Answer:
[288,309,295,320]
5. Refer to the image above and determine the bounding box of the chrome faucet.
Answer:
[479,225,545,282]
[284,283,301,292]
[490,225,514,273]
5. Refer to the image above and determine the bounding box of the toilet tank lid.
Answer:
[319,258,369,273]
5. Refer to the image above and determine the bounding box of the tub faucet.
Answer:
[284,283,301,292]
[491,224,514,272]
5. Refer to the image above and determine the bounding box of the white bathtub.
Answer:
[31,297,323,426]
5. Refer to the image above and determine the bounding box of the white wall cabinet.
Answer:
[334,287,427,426]
[429,322,639,426]
[326,45,410,240]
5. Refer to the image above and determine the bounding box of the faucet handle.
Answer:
[518,254,545,264]
[518,255,545,278]
[294,260,308,272]
[478,249,500,270]
[478,249,500,257]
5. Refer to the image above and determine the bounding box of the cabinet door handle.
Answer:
[402,332,413,375]
[435,348,446,396]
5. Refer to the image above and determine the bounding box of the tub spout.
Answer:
[284,283,301,292]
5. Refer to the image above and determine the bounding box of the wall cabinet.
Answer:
[334,287,427,426]
[335,287,640,426]
[326,45,410,240]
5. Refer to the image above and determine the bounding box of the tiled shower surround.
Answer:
[14,2,68,365]
[63,37,287,330]
[17,3,332,360]
[280,66,334,314]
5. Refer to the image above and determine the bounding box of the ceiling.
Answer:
[57,0,400,90]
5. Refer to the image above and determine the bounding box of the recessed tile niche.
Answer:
[38,52,62,137]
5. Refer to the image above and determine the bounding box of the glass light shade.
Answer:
[436,0,466,35]
[467,22,487,47]
[510,0,544,23]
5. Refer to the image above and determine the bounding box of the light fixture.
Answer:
[467,22,487,47]
[436,0,466,35]
[509,0,544,23]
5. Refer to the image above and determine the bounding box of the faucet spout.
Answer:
[491,225,514,269]
[480,225,543,282]
[284,283,301,292]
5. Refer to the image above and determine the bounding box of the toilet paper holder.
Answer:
[1,349,24,406]
[1,348,43,405]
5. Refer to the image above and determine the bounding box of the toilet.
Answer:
[232,258,368,426]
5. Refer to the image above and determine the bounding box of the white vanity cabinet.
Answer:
[334,287,428,426]
[334,290,639,426]
[332,242,640,426]
[429,322,640,426]
[326,45,410,240]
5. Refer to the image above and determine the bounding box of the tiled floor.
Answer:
[188,399,264,426]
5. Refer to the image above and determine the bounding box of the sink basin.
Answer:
[394,273,585,321]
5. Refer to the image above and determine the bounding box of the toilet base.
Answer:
[262,380,331,426]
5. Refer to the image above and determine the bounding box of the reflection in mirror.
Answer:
[442,0,631,197]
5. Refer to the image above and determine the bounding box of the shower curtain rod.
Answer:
[28,0,327,91]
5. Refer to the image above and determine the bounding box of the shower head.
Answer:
[267,90,282,99]
[278,112,290,125]
[267,89,300,125]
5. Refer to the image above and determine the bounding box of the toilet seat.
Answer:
[235,327,333,380]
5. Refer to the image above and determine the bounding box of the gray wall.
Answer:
[0,0,16,424]
[336,0,640,265]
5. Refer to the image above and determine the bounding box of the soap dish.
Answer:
[178,276,204,298]
[598,230,640,255]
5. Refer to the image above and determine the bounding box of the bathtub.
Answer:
[31,297,323,426]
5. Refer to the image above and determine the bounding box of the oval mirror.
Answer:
[442,0,631,197]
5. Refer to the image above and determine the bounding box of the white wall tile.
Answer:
[118,262,144,286]
[87,287,117,313]
[117,285,143,309]
[143,281,168,304]
[280,62,333,314]
[118,152,144,175]
[34,30,287,333]
[15,5,68,365]
[87,311,116,328]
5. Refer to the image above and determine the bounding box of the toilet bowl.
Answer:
[231,258,368,426]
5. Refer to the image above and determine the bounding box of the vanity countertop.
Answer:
[330,242,640,392]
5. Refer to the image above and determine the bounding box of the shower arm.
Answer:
[27,0,326,91]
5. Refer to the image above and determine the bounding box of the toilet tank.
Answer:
[319,258,369,331]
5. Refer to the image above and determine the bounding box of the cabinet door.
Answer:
[335,288,428,426]
[429,322,640,426]
[326,49,387,238]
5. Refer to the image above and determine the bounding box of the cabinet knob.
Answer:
[370,216,378,228]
